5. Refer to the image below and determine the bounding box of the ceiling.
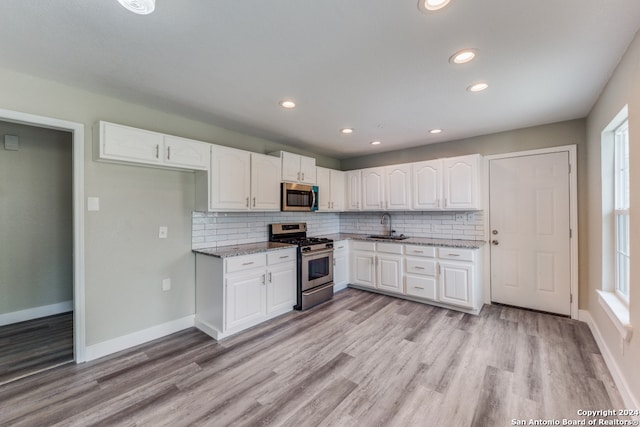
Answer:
[0,1,639,159]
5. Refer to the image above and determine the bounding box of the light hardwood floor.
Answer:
[0,289,625,427]
[0,312,73,385]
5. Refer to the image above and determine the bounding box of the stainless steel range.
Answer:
[269,223,334,310]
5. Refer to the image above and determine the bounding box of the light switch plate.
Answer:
[159,226,168,239]
[4,134,19,151]
[87,197,100,211]
[162,278,171,291]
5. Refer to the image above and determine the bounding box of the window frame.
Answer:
[613,119,630,304]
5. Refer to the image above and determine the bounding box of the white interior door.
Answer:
[489,152,571,315]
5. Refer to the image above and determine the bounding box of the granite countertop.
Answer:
[193,241,296,258]
[322,233,486,249]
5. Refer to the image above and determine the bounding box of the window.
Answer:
[614,119,630,302]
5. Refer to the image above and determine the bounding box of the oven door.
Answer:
[301,248,334,291]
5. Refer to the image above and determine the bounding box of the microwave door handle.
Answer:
[310,190,316,210]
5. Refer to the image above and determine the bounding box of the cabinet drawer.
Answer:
[351,240,375,251]
[405,258,436,276]
[226,253,266,273]
[438,248,474,262]
[333,240,348,252]
[377,242,403,254]
[404,245,436,258]
[267,249,297,265]
[405,275,437,301]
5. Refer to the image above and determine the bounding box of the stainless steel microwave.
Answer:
[281,183,318,212]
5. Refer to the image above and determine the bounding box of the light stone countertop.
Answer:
[322,233,486,249]
[193,241,296,258]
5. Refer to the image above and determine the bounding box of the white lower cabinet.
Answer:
[333,240,349,292]
[348,241,482,314]
[195,248,296,340]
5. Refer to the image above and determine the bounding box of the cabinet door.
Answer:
[101,122,164,165]
[362,167,385,210]
[377,254,403,294]
[330,170,346,211]
[266,263,296,314]
[412,160,442,210]
[345,171,361,210]
[439,261,473,308]
[350,251,375,288]
[250,153,281,211]
[316,167,332,211]
[385,164,412,210]
[163,136,210,171]
[225,271,266,331]
[281,152,301,182]
[333,249,349,291]
[299,155,316,184]
[210,145,251,210]
[443,154,480,210]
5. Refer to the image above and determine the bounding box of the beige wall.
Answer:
[0,66,339,346]
[585,30,640,404]
[0,121,73,314]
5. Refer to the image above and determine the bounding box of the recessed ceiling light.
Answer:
[370,141,381,145]
[449,49,477,65]
[419,0,451,12]
[468,82,489,92]
[340,128,354,134]
[279,100,296,109]
[429,129,443,134]
[117,0,155,15]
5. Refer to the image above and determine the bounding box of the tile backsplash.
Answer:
[339,211,484,240]
[192,211,340,249]
[192,210,484,249]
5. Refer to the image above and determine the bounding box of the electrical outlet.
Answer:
[467,213,476,221]
[162,278,171,291]
[159,226,168,239]
[455,213,465,221]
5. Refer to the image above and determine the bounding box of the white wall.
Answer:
[585,30,640,405]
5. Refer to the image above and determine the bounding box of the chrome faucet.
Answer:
[380,212,393,237]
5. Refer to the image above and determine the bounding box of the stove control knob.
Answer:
[327,243,334,249]
[302,247,310,252]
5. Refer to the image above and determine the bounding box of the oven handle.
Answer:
[302,282,334,296]
[301,248,335,257]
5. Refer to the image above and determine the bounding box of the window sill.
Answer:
[597,290,633,342]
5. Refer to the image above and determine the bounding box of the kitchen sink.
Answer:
[367,234,409,240]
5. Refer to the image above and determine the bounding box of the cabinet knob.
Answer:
[491,240,499,245]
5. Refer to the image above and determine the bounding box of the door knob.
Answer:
[491,240,499,245]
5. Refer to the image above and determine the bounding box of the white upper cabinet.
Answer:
[210,145,252,210]
[345,170,362,211]
[250,153,281,211]
[412,160,442,210]
[361,167,385,210]
[443,154,481,210]
[97,121,209,171]
[163,135,210,170]
[276,151,316,184]
[385,164,412,210]
[316,167,345,212]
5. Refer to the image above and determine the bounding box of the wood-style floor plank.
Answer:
[0,289,627,427]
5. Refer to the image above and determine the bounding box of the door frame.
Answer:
[483,145,578,319]
[0,108,86,362]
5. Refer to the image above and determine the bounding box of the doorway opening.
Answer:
[0,109,85,384]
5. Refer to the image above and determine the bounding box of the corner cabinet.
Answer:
[195,248,297,340]
[333,240,349,292]
[95,121,210,171]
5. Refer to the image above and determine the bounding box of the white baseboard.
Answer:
[85,315,195,362]
[579,309,639,410]
[0,300,73,326]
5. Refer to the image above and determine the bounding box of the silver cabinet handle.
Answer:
[242,262,254,266]
[415,266,425,270]
[253,197,256,207]
[412,250,424,254]
[167,146,171,160]
[279,255,289,259]
[246,197,249,207]
[448,253,460,257]
[155,144,160,159]
[262,274,266,285]
[413,286,425,290]
[444,198,448,207]
[268,272,272,283]
[297,172,301,180]
[302,172,305,181]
